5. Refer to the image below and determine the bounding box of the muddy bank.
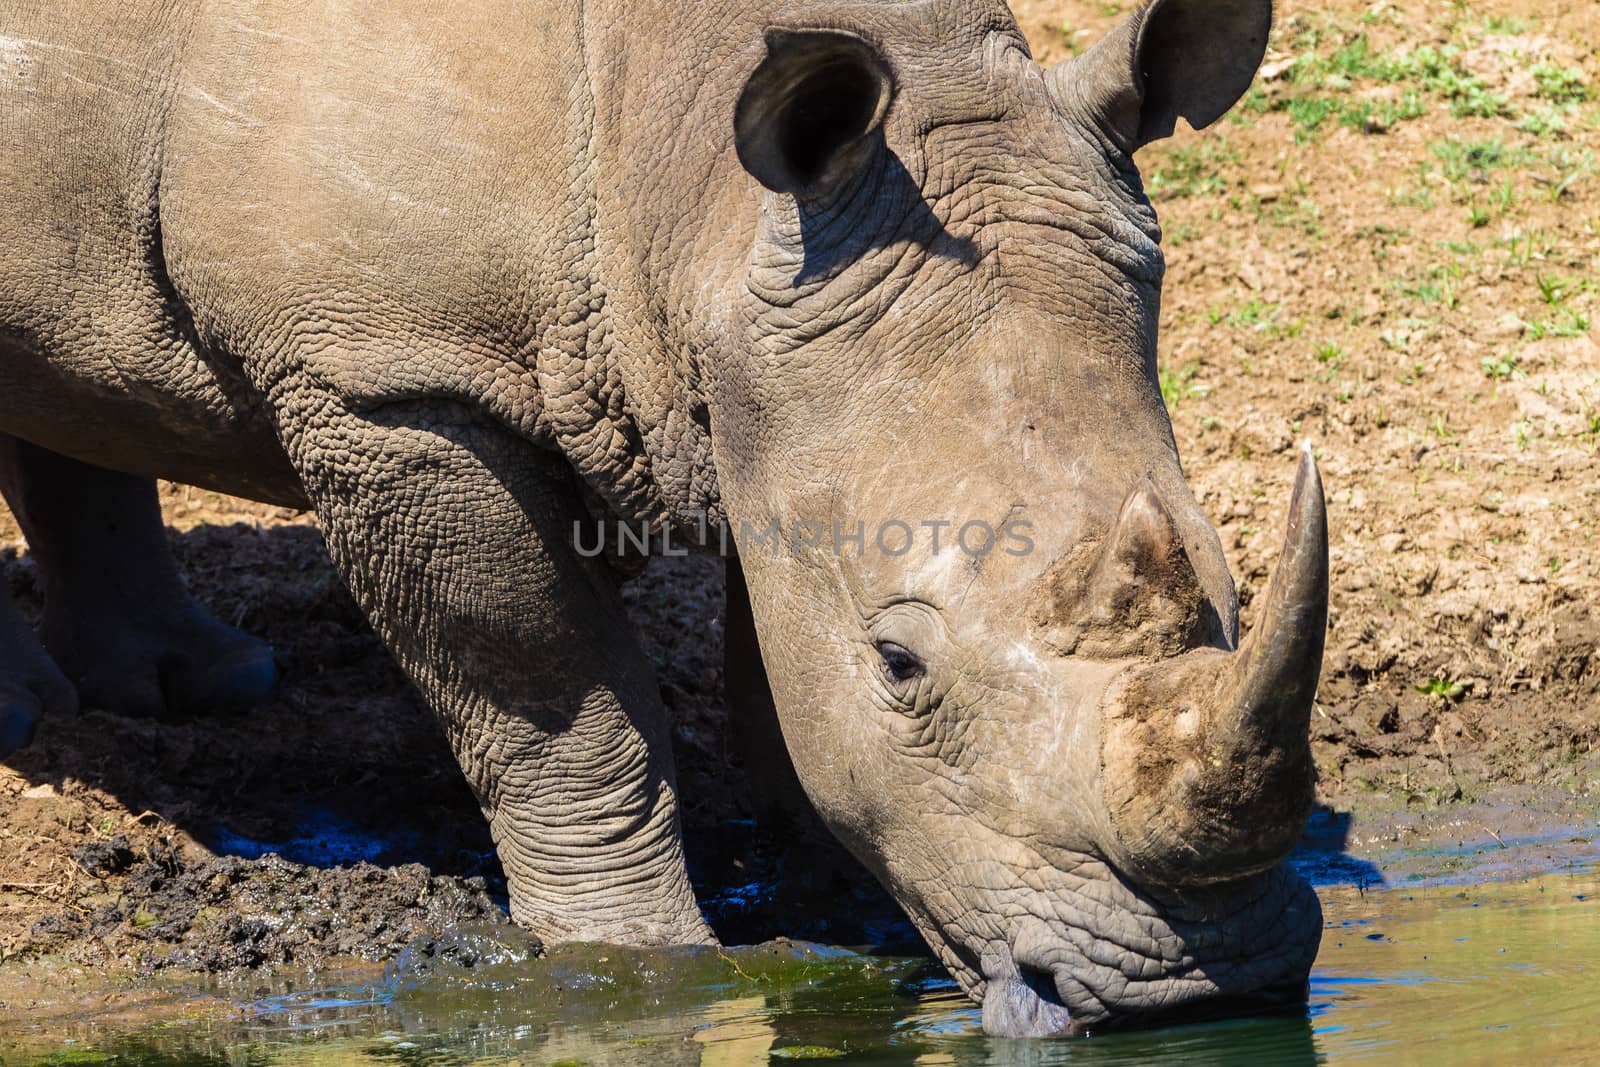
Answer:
[0,523,905,972]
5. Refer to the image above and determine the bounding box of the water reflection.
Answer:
[698,996,776,1064]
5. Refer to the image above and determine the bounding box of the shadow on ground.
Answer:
[1291,806,1386,890]
[0,522,907,970]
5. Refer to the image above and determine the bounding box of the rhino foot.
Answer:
[0,582,78,755]
[0,435,278,723]
[46,606,278,721]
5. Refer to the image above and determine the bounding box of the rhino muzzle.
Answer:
[1100,445,1329,890]
[969,858,1323,1038]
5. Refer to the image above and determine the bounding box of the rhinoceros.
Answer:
[0,0,1328,1036]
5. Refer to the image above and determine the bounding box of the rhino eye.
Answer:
[877,641,925,684]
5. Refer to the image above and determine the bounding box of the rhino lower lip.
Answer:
[970,869,1317,1039]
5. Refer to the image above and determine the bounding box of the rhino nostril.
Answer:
[1018,961,1067,1009]
[981,958,1076,1038]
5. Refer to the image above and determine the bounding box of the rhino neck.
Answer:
[524,3,769,544]
[542,1,824,546]
[534,183,754,550]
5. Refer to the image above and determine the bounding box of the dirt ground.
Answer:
[1,0,1597,974]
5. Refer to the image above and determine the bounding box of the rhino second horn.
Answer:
[1039,476,1215,658]
[1106,476,1190,586]
[1100,446,1328,889]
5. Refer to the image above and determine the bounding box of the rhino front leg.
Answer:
[0,434,278,723]
[280,399,710,945]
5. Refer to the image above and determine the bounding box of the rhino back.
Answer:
[2,0,827,517]
[0,0,299,501]
[156,0,770,523]
[158,0,603,460]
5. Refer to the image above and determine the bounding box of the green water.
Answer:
[3,870,1597,1066]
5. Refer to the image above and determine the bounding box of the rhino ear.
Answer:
[735,29,894,196]
[1049,0,1271,152]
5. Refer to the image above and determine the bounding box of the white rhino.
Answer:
[0,0,1326,1036]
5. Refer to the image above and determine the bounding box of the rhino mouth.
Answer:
[927,858,1323,1039]
[1094,978,1311,1033]
[982,954,1310,1038]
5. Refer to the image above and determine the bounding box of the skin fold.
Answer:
[0,0,1328,1035]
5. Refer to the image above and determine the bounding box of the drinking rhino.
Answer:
[0,0,1328,1036]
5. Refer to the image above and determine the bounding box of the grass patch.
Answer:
[1286,96,1343,142]
[1532,64,1590,105]
[1398,269,1460,309]
[1210,297,1304,339]
[1159,362,1205,407]
[1481,14,1531,35]
[1481,351,1521,380]
[1262,32,1519,142]
[1523,309,1592,340]
[1056,22,1086,56]
[1340,92,1427,132]
[1146,139,1241,199]
[1428,137,1529,181]
[1313,341,1345,381]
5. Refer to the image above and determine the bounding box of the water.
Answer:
[2,870,1596,1066]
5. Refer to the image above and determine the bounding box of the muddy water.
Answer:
[2,869,1597,1066]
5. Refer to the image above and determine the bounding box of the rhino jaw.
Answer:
[1101,445,1328,890]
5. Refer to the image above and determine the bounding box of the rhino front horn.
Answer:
[1100,445,1328,889]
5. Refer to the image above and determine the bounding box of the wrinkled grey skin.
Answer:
[0,0,1330,1036]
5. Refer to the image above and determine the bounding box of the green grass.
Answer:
[1164,220,1201,246]
[1535,273,1589,306]
[1387,171,1437,210]
[1481,351,1520,380]
[1582,408,1600,446]
[1523,309,1592,340]
[1532,64,1590,105]
[1146,139,1241,199]
[1057,22,1085,56]
[1482,14,1531,34]
[1210,297,1305,339]
[1313,341,1345,381]
[1257,194,1325,236]
[1498,229,1556,268]
[1159,362,1204,407]
[1340,91,1428,132]
[1262,31,1526,143]
[1518,106,1571,138]
[1540,146,1597,202]
[1234,10,1599,158]
[1390,46,1511,117]
[1428,137,1529,180]
[1380,318,1438,355]
[1395,264,1463,310]
[1286,96,1343,142]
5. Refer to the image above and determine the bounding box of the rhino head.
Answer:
[706,0,1326,1037]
